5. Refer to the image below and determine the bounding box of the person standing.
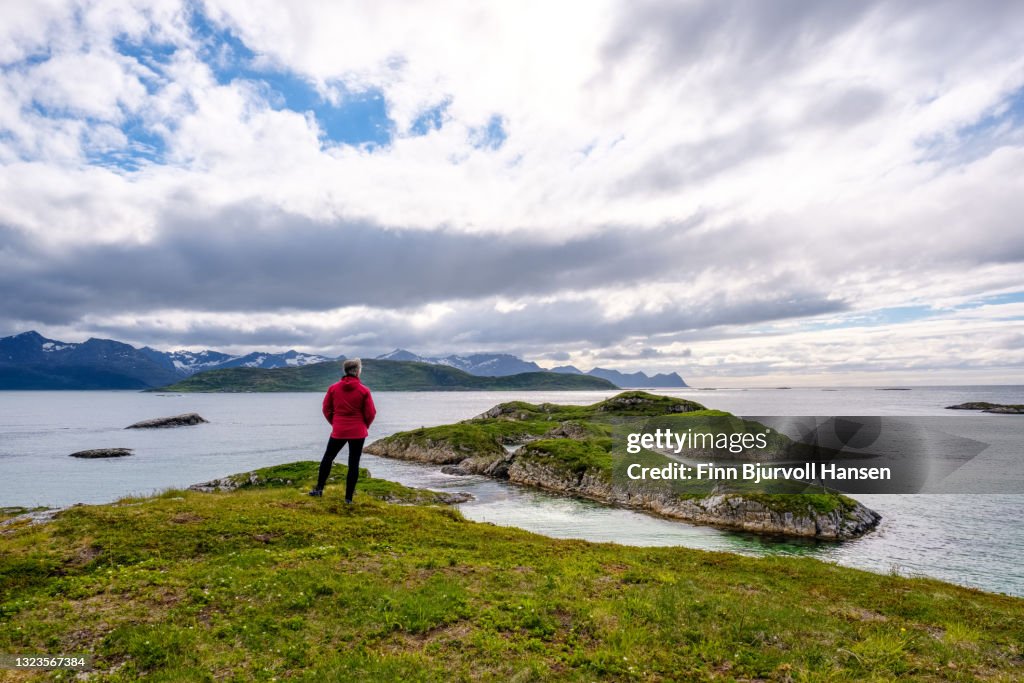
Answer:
[309,358,376,502]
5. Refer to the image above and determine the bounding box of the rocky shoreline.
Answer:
[462,453,878,540]
[370,437,880,540]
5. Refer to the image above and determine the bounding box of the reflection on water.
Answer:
[0,387,1022,596]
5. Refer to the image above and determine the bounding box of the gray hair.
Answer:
[343,358,362,377]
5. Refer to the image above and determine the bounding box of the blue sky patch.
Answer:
[916,85,1024,165]
[2,6,399,170]
[470,114,507,150]
[759,291,1024,335]
[957,86,1024,139]
[410,97,452,136]
[188,9,394,149]
[85,115,166,171]
[958,290,1024,309]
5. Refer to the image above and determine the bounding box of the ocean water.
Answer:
[1,386,1022,596]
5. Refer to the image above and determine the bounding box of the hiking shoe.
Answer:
[307,489,323,497]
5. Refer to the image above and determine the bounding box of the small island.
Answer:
[946,402,1024,414]
[126,413,209,429]
[366,392,880,540]
[69,448,133,458]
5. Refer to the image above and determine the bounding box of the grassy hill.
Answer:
[1,462,1021,680]
[152,359,617,392]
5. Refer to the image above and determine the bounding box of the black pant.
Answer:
[316,437,365,500]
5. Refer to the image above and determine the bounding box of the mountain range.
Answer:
[375,349,545,376]
[375,350,687,388]
[549,365,687,389]
[155,360,616,393]
[0,332,687,390]
[0,331,335,389]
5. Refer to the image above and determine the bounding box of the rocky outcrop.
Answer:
[69,448,133,458]
[499,458,879,540]
[503,462,880,540]
[418,491,473,505]
[391,439,881,540]
[986,405,1024,414]
[126,413,209,429]
[597,394,697,413]
[441,452,513,478]
[541,421,590,439]
[189,472,262,492]
[0,507,67,532]
[364,436,497,464]
[471,402,556,421]
[946,402,1024,414]
[369,392,880,540]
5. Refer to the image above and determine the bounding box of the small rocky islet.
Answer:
[125,412,209,428]
[946,402,1024,414]
[69,448,133,458]
[67,414,208,458]
[366,391,881,540]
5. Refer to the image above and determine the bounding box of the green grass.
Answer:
[373,392,706,456]
[0,463,1021,681]
[516,438,615,477]
[594,391,707,416]
[727,492,860,516]
[394,422,545,453]
[152,360,616,393]
[471,392,707,421]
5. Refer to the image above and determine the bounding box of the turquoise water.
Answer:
[1,386,1021,596]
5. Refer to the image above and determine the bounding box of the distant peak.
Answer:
[377,349,422,361]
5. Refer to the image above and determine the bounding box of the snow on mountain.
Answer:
[0,331,688,390]
[376,349,425,362]
[1,332,182,389]
[0,331,342,388]
[215,350,335,370]
[166,349,236,373]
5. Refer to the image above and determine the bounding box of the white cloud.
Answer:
[0,0,1023,382]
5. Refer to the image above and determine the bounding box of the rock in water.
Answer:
[946,402,1024,414]
[126,413,209,429]
[69,448,133,458]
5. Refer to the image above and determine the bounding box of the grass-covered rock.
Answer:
[0,465,1021,681]
[367,392,881,540]
[187,461,471,505]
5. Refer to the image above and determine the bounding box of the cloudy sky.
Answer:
[1,0,1023,386]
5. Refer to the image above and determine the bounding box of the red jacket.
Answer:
[322,376,376,439]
